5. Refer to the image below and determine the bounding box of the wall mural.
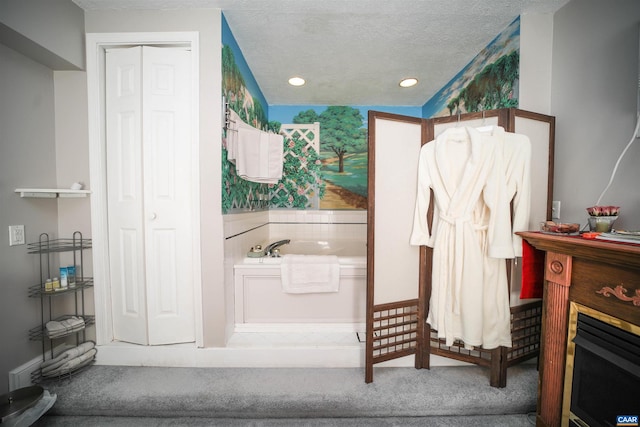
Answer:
[222,44,328,212]
[290,106,368,210]
[269,123,325,209]
[221,44,271,213]
[222,14,519,212]
[422,16,520,118]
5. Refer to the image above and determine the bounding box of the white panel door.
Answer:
[106,46,148,344]
[106,46,195,345]
[142,46,195,345]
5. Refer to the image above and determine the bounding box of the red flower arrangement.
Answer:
[586,205,620,217]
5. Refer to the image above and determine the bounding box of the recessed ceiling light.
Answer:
[399,78,418,88]
[288,77,306,87]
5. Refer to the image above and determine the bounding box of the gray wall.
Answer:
[0,0,86,395]
[0,43,59,395]
[0,0,84,69]
[551,0,640,230]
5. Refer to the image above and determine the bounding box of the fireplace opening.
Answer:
[569,313,640,427]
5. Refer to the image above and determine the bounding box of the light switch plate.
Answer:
[9,225,25,246]
[552,201,561,220]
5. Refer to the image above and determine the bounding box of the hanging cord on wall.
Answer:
[594,112,640,205]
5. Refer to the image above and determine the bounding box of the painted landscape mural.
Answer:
[222,21,370,211]
[290,106,368,209]
[222,13,520,212]
[221,43,272,213]
[423,16,520,118]
[222,38,330,211]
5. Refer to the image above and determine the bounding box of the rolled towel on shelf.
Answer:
[44,321,66,335]
[42,348,97,378]
[280,254,340,294]
[46,316,85,338]
[40,341,95,372]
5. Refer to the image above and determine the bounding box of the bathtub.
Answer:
[234,239,367,326]
[242,239,366,265]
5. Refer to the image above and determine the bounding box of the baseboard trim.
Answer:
[8,343,73,391]
[94,341,471,369]
[233,322,366,333]
[8,355,42,391]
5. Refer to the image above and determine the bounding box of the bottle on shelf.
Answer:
[68,266,76,288]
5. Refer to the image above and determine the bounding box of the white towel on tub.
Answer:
[280,254,340,294]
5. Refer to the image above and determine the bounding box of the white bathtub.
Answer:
[234,239,367,325]
[242,239,366,265]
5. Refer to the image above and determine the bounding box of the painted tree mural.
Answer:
[293,106,367,173]
[293,106,368,209]
[423,16,520,118]
[222,45,267,129]
[453,51,519,113]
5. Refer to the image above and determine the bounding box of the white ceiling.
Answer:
[73,0,569,106]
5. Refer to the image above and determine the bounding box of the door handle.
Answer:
[149,212,157,220]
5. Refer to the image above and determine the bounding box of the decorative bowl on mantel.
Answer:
[586,205,620,232]
[540,221,580,235]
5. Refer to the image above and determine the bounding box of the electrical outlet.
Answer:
[552,201,561,219]
[9,225,25,246]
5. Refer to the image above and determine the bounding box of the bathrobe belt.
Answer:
[439,212,488,315]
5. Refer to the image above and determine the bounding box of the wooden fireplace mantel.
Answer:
[517,232,640,427]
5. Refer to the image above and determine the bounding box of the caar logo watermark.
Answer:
[617,415,639,426]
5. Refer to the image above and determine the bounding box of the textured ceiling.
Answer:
[73,0,569,106]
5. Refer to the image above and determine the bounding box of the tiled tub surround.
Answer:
[223,210,367,267]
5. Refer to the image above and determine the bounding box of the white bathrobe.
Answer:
[479,126,532,256]
[410,127,514,348]
[473,126,532,348]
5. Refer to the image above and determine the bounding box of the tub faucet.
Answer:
[264,239,290,257]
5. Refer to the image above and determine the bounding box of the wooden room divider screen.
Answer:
[366,108,555,387]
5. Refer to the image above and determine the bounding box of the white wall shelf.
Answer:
[15,188,91,198]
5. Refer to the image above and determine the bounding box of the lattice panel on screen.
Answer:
[370,300,419,364]
[429,300,542,367]
[430,331,494,365]
[507,301,542,363]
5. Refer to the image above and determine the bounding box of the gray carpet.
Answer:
[33,364,538,425]
[35,415,536,426]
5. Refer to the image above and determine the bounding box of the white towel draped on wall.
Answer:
[226,109,283,184]
[280,254,341,294]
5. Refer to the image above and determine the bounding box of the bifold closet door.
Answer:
[106,46,195,345]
